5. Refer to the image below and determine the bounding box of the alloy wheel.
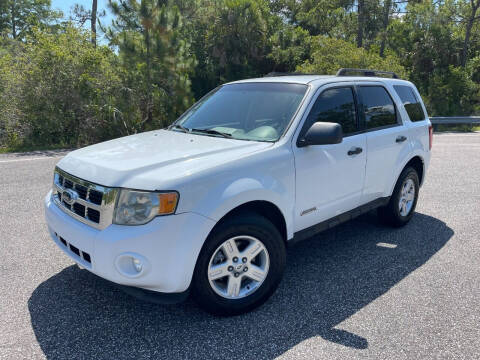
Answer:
[207,235,270,299]
[398,178,415,216]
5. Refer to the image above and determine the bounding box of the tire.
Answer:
[378,166,420,227]
[191,212,286,316]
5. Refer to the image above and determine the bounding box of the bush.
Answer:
[297,36,406,77]
[424,66,480,116]
[0,40,26,148]
[0,26,127,149]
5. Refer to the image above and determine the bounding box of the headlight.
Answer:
[113,190,179,225]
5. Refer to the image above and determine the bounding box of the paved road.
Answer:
[1,134,479,360]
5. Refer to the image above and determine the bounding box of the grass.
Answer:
[0,143,72,154]
[434,124,480,132]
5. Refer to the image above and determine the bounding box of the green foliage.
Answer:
[3,0,480,151]
[0,0,60,39]
[269,25,312,72]
[205,0,270,76]
[189,0,276,97]
[425,66,480,116]
[388,2,460,84]
[106,0,194,130]
[0,39,25,148]
[386,1,480,116]
[270,0,355,37]
[298,36,406,77]
[0,26,124,148]
[467,55,480,83]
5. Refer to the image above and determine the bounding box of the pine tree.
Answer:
[106,0,194,129]
[0,0,58,40]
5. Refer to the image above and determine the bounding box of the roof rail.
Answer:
[263,72,316,77]
[336,68,399,79]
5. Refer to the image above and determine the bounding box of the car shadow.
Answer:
[28,212,453,359]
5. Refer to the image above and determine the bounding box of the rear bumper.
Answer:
[44,191,216,294]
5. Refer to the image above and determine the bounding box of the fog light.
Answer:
[132,258,143,272]
[115,253,149,278]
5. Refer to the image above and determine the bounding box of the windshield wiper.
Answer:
[170,124,232,138]
[170,124,190,133]
[190,128,232,138]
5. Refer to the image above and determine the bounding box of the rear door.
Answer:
[293,83,367,232]
[357,82,411,203]
[393,84,431,168]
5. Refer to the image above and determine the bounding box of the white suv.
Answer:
[44,68,432,315]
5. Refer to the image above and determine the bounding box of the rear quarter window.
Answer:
[393,85,426,122]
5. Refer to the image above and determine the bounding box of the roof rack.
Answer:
[336,68,399,79]
[263,72,316,77]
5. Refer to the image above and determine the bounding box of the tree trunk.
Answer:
[379,0,392,57]
[10,2,16,39]
[461,0,480,67]
[145,28,153,125]
[462,16,475,67]
[91,0,97,46]
[357,0,364,48]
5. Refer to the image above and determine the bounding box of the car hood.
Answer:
[57,130,273,189]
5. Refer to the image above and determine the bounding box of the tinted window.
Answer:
[359,86,397,129]
[174,83,307,142]
[394,85,426,122]
[302,87,357,136]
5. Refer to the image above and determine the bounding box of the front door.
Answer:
[293,84,367,232]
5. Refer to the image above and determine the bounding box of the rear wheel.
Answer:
[192,212,286,316]
[378,167,419,227]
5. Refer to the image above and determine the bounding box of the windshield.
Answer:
[171,83,308,142]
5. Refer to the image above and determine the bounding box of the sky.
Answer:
[51,0,112,20]
[51,0,113,43]
[51,0,112,19]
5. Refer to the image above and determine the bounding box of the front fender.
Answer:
[173,144,296,240]
[189,176,294,240]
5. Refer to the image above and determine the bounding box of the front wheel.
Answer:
[192,212,286,316]
[378,166,420,227]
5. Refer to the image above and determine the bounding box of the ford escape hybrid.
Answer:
[44,68,432,315]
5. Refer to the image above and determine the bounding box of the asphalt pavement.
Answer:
[0,133,479,359]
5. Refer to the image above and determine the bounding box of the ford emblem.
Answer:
[62,189,78,205]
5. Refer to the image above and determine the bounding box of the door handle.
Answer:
[396,135,407,143]
[348,147,363,156]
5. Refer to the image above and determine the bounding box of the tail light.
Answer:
[428,125,433,150]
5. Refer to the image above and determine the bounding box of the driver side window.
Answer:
[301,87,358,138]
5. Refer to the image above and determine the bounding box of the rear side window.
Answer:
[302,87,357,136]
[358,86,397,130]
[393,85,426,122]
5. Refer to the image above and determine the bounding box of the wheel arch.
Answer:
[206,200,289,246]
[405,156,425,185]
[190,199,289,295]
[388,155,425,196]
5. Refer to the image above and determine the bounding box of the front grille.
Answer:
[64,178,73,189]
[55,232,92,265]
[74,183,88,200]
[52,168,118,230]
[73,202,86,217]
[87,208,100,223]
[62,200,72,210]
[88,189,103,205]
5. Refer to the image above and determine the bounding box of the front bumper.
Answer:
[44,191,216,294]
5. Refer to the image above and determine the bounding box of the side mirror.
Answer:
[297,122,343,147]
